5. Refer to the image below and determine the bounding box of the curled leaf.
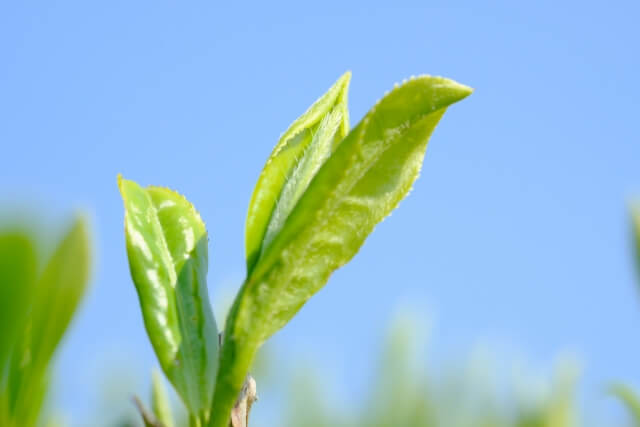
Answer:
[245,72,351,274]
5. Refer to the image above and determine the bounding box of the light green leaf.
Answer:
[209,75,472,427]
[6,216,91,426]
[152,369,175,427]
[29,216,91,370]
[119,176,219,420]
[245,71,351,274]
[611,383,640,426]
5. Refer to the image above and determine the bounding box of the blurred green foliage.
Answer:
[632,205,640,281]
[0,216,91,427]
[274,314,579,427]
[611,384,640,426]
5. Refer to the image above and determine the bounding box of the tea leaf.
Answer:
[245,72,351,274]
[210,75,472,427]
[119,177,219,420]
[5,217,91,426]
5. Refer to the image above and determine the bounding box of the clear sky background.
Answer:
[1,1,639,425]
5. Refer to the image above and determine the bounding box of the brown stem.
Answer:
[132,395,164,427]
[228,375,258,427]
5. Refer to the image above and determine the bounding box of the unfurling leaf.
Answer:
[119,177,219,421]
[209,75,472,427]
[245,71,351,274]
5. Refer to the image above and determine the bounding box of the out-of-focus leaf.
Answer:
[0,232,36,372]
[29,216,91,372]
[516,365,578,427]
[152,369,175,427]
[209,75,472,427]
[611,383,640,426]
[119,176,219,421]
[0,232,37,427]
[632,205,640,280]
[133,396,162,427]
[245,72,351,274]
[5,217,91,426]
[361,315,435,427]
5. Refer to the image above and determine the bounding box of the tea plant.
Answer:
[0,217,91,427]
[119,72,471,426]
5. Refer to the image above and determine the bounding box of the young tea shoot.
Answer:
[120,72,472,426]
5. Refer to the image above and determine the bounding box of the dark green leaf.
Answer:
[0,232,36,374]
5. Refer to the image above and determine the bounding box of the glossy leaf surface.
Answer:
[245,72,351,274]
[119,177,219,420]
[210,75,472,427]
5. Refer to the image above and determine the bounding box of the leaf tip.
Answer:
[117,173,129,198]
[436,76,474,100]
[339,70,352,85]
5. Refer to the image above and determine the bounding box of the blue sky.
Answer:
[1,0,639,424]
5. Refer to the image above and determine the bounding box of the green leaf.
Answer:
[209,75,472,427]
[0,232,37,374]
[245,71,351,274]
[611,383,640,425]
[29,216,91,370]
[119,176,219,420]
[6,216,91,425]
[0,231,37,426]
[152,369,175,427]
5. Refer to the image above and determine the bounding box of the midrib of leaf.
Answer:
[174,260,205,420]
[147,196,178,286]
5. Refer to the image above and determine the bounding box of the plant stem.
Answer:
[229,375,257,427]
